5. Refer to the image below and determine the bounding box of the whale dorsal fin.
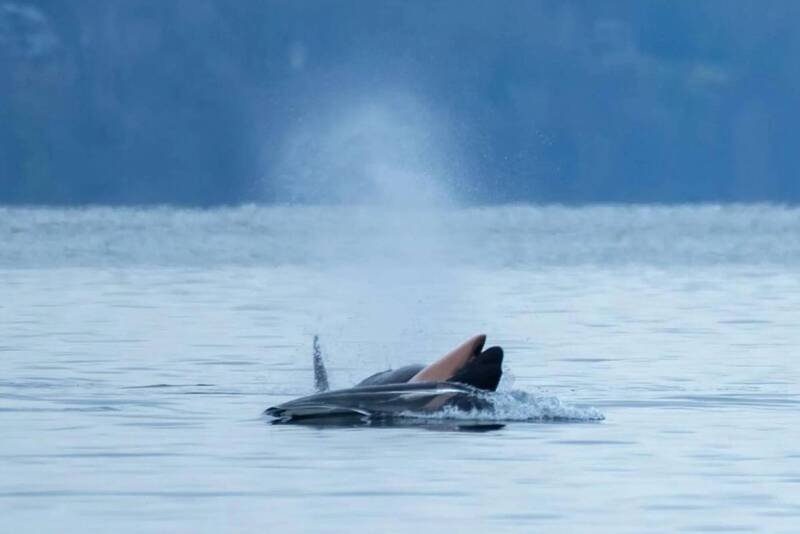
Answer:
[312,335,330,392]
[410,334,486,383]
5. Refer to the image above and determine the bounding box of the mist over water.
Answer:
[270,91,461,207]
[267,91,472,370]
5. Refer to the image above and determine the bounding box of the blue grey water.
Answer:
[1,205,799,533]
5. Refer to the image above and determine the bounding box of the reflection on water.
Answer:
[1,206,800,533]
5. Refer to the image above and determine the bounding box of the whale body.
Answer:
[266,334,504,423]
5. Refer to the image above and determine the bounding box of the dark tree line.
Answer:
[1,0,799,205]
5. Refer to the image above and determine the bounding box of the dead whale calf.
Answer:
[266,334,503,422]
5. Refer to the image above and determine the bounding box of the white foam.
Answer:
[406,389,605,423]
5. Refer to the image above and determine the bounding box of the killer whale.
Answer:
[265,334,504,422]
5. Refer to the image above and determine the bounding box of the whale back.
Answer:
[356,364,426,387]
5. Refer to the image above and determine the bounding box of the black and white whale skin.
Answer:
[266,334,504,423]
[265,381,492,420]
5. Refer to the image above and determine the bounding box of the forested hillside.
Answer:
[2,1,798,205]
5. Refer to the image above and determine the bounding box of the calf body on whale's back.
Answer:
[356,334,503,390]
[265,334,505,420]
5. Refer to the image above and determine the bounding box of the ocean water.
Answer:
[1,205,799,533]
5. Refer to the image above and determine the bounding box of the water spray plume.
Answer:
[267,90,478,370]
[271,91,460,208]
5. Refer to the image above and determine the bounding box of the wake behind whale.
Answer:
[266,334,604,426]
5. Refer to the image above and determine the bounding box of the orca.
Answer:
[265,334,504,423]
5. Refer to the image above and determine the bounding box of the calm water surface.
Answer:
[1,206,799,532]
